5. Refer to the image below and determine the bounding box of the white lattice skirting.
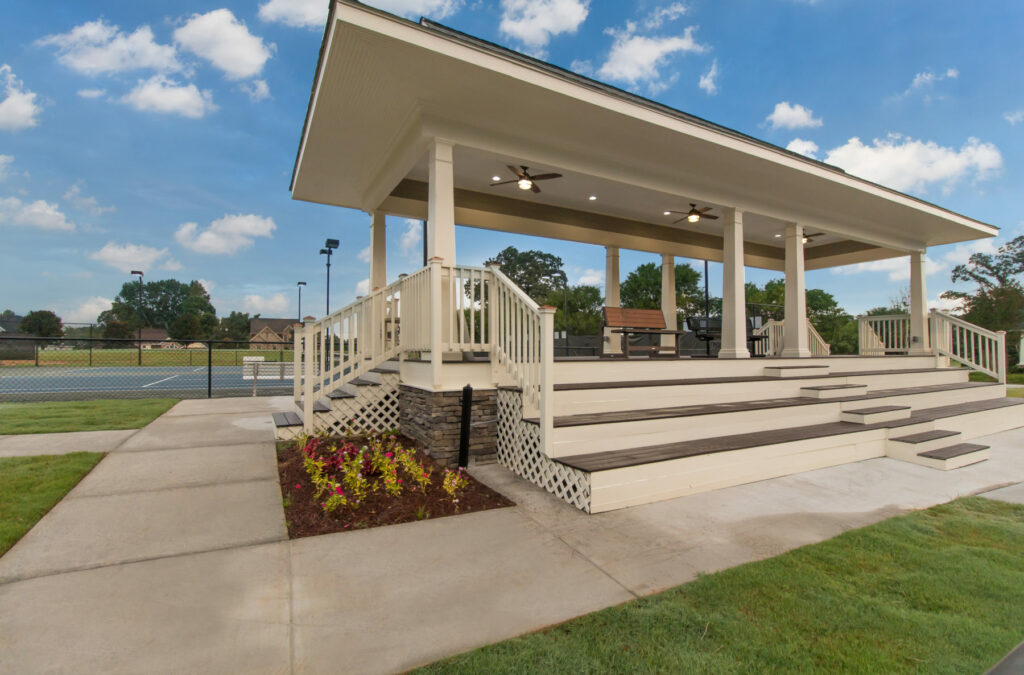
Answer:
[496,389,592,513]
[313,373,401,435]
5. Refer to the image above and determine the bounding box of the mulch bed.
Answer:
[276,434,514,539]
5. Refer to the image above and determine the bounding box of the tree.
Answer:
[99,278,217,338]
[941,235,1024,332]
[483,247,566,302]
[543,285,604,335]
[19,310,63,337]
[217,311,253,341]
[169,313,206,341]
[620,262,702,326]
[1,309,15,319]
[102,320,135,340]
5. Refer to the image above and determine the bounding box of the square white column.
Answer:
[369,210,386,290]
[781,222,812,358]
[909,250,931,354]
[427,139,456,266]
[603,246,622,355]
[719,208,750,359]
[661,253,677,348]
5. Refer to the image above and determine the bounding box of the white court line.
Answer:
[141,366,206,388]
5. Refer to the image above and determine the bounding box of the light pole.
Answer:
[296,281,306,323]
[131,270,144,365]
[320,238,339,315]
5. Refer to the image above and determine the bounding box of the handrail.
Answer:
[930,310,1006,383]
[488,265,542,412]
[858,314,910,355]
[753,319,830,356]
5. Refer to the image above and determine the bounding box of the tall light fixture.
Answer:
[320,239,339,315]
[296,281,306,323]
[131,270,144,365]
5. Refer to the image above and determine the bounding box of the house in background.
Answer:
[249,318,298,350]
[0,314,26,336]
[138,328,169,349]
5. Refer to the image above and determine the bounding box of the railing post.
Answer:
[539,306,556,456]
[487,264,501,385]
[293,324,302,403]
[429,257,444,389]
[303,323,315,432]
[997,330,1007,384]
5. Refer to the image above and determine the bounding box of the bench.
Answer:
[603,307,686,358]
[242,356,294,380]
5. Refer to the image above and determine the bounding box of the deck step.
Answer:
[370,360,401,374]
[840,405,911,424]
[910,443,991,470]
[800,383,868,399]
[887,429,963,460]
[272,411,302,428]
[313,398,331,413]
[327,385,357,399]
[350,374,382,386]
[919,442,989,461]
[764,364,830,378]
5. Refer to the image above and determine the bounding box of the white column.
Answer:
[660,254,677,348]
[427,139,456,266]
[603,246,622,354]
[719,208,750,359]
[781,222,811,358]
[909,250,931,354]
[369,210,386,290]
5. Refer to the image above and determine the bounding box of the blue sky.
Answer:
[1,0,1022,324]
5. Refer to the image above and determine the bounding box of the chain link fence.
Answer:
[0,336,295,402]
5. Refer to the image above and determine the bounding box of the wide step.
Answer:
[764,365,830,378]
[801,384,867,399]
[914,443,990,470]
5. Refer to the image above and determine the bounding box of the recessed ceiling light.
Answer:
[491,175,501,182]
[774,233,782,238]
[663,211,671,216]
[588,195,597,200]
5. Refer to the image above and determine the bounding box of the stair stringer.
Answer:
[313,372,401,435]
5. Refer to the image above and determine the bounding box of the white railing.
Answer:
[931,310,1006,383]
[753,319,831,356]
[858,314,910,355]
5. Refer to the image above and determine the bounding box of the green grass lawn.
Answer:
[0,452,104,556]
[970,371,1024,384]
[420,498,1024,674]
[1007,388,1024,398]
[0,398,178,434]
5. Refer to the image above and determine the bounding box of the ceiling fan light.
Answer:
[774,233,782,238]
[517,178,533,190]
[663,211,671,216]
[491,175,501,181]
[588,195,597,201]
[687,213,701,223]
[802,236,809,244]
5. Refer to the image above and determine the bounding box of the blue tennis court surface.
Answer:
[0,365,292,400]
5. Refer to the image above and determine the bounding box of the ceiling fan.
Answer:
[490,165,563,194]
[803,232,825,244]
[667,204,718,224]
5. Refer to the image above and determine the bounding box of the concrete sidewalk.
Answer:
[1,397,1023,674]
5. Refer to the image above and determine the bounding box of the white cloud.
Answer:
[77,88,106,99]
[929,295,964,313]
[0,196,75,231]
[0,65,42,132]
[765,101,822,130]
[89,242,180,273]
[37,20,181,75]
[65,296,113,323]
[895,67,958,100]
[174,213,276,254]
[644,3,688,30]
[786,138,819,158]
[243,292,289,314]
[824,134,1002,194]
[64,182,115,215]
[570,59,593,76]
[239,79,270,102]
[500,0,589,54]
[0,155,12,181]
[121,75,216,119]
[400,218,422,258]
[174,10,273,81]
[831,255,943,282]
[259,0,327,28]
[358,246,372,263]
[355,278,371,296]
[698,58,718,95]
[197,278,216,294]
[577,268,604,286]
[1004,110,1024,125]
[369,0,463,19]
[597,23,706,94]
[940,239,998,268]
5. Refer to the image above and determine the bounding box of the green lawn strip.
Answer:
[419,498,1024,674]
[1007,388,1024,398]
[0,452,104,556]
[971,371,1024,384]
[0,398,179,434]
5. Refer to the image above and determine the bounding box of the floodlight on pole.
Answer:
[131,270,144,365]
[297,281,306,324]
[321,238,339,315]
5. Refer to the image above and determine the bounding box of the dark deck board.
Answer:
[556,398,1023,472]
[543,382,996,428]
[919,443,989,460]
[553,368,961,391]
[890,429,960,444]
[272,411,302,428]
[843,405,911,415]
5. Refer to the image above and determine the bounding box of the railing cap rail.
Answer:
[489,265,541,312]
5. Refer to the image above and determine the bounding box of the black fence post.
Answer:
[458,384,473,468]
[207,341,213,398]
[34,342,39,367]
